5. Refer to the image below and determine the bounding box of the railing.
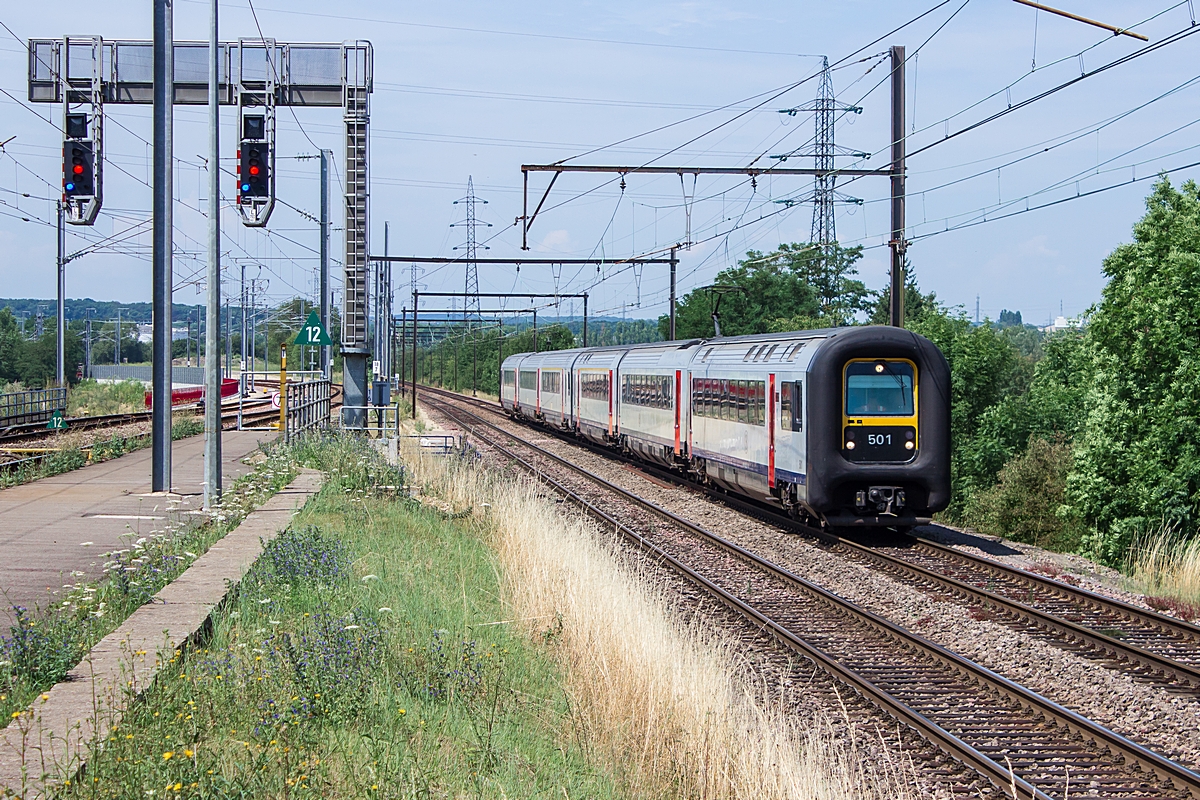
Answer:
[285,379,332,440]
[0,388,67,428]
[406,434,457,455]
[89,365,207,384]
[338,404,398,437]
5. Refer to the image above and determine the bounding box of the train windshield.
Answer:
[845,361,915,416]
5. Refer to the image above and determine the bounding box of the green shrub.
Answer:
[967,435,1083,551]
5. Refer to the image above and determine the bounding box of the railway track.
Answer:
[420,388,1200,799]
[418,385,1200,697]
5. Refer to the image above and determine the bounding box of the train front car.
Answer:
[805,325,950,529]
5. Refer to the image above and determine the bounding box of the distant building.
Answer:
[1040,315,1078,334]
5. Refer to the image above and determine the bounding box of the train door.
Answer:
[674,369,682,456]
[775,376,805,489]
[768,373,776,488]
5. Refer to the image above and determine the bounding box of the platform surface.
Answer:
[0,430,273,627]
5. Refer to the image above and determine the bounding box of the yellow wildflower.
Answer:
[162,750,174,760]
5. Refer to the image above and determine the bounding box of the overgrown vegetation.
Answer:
[66,379,148,416]
[0,414,203,490]
[54,435,623,799]
[0,445,296,724]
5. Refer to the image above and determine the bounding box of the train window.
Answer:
[788,343,806,362]
[519,371,537,391]
[581,372,607,400]
[845,361,915,416]
[503,369,516,387]
[743,347,756,362]
[701,347,714,362]
[541,371,560,393]
[781,383,792,430]
[763,344,779,362]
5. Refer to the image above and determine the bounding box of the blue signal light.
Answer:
[241,183,250,192]
[65,182,75,191]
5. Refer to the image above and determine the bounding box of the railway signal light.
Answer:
[63,140,95,197]
[238,143,270,199]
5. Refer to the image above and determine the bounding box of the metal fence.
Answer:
[0,388,67,428]
[284,379,332,440]
[89,365,207,384]
[338,404,399,437]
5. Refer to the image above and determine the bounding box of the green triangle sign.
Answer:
[294,310,333,346]
[46,410,67,430]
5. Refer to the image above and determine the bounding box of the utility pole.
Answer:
[115,308,121,364]
[224,299,231,374]
[319,149,331,379]
[151,0,174,493]
[583,294,588,347]
[399,307,406,403]
[240,265,247,388]
[669,245,678,341]
[204,0,222,507]
[84,308,94,379]
[411,290,418,419]
[56,201,65,385]
[888,45,907,328]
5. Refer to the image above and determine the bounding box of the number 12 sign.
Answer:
[293,310,333,346]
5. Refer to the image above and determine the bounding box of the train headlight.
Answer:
[845,440,855,450]
[904,441,914,450]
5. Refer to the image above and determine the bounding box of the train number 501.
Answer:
[867,433,892,445]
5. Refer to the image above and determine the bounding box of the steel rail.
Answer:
[424,391,1200,798]
[422,385,1200,693]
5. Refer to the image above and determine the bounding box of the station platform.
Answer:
[0,430,273,628]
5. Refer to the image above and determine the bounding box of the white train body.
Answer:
[499,326,951,526]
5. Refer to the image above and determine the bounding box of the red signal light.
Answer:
[249,166,260,175]
[73,165,84,174]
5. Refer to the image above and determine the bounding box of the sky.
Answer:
[2,0,1199,327]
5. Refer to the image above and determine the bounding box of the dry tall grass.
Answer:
[398,436,918,799]
[1127,528,1200,619]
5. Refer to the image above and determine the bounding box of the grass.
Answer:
[53,435,622,799]
[0,444,297,727]
[39,430,916,798]
[67,381,148,417]
[399,435,916,799]
[1126,529,1200,620]
[0,414,203,490]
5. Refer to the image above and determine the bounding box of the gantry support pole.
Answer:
[203,0,222,507]
[151,0,174,493]
[889,45,907,328]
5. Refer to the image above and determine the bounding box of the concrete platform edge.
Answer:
[0,468,325,798]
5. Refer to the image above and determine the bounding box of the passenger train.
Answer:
[499,325,951,529]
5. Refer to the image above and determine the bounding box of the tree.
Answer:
[1068,177,1200,562]
[659,249,819,339]
[769,242,872,326]
[868,260,939,325]
[998,309,1023,327]
[909,308,1018,516]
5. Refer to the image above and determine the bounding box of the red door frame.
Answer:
[674,370,682,455]
[768,373,776,489]
[608,369,614,436]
